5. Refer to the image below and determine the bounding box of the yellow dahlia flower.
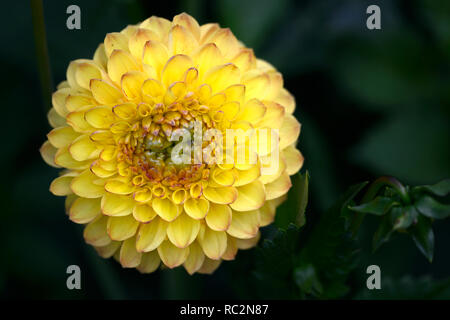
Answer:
[40,13,303,274]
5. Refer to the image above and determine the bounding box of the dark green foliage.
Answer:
[348,178,449,261]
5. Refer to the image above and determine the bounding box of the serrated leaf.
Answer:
[252,224,301,298]
[413,179,450,197]
[411,216,434,262]
[415,195,450,219]
[349,196,398,216]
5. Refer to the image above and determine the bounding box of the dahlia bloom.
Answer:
[40,13,303,274]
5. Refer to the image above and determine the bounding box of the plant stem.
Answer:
[30,0,53,113]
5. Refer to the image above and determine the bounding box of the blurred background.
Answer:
[1,0,449,299]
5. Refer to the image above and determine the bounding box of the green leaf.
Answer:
[298,182,366,298]
[295,171,309,227]
[413,178,450,197]
[252,224,301,298]
[349,196,398,216]
[415,195,450,219]
[372,215,394,251]
[411,216,434,262]
[293,264,323,296]
[392,205,418,230]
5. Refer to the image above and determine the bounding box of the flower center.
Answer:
[116,97,217,192]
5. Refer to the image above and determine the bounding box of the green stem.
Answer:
[30,0,53,113]
[350,176,409,237]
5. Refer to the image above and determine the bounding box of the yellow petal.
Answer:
[203,186,238,205]
[54,146,90,170]
[283,145,304,175]
[161,54,193,87]
[105,179,134,195]
[243,71,270,101]
[211,167,236,187]
[121,71,147,100]
[137,250,161,273]
[69,197,100,224]
[259,200,276,227]
[279,115,301,150]
[227,210,260,239]
[47,126,80,148]
[224,84,245,104]
[128,28,159,61]
[168,24,198,55]
[235,99,266,124]
[104,32,129,57]
[205,203,232,231]
[113,102,137,120]
[50,174,74,196]
[152,198,182,222]
[47,108,66,128]
[264,71,283,101]
[65,94,94,112]
[184,198,210,219]
[216,101,240,121]
[133,204,157,223]
[90,79,123,104]
[265,171,292,200]
[230,180,265,211]
[107,215,139,241]
[94,43,108,69]
[157,240,189,268]
[274,88,295,114]
[140,16,172,41]
[222,236,238,261]
[194,43,223,77]
[83,215,111,246]
[173,13,200,41]
[71,169,104,198]
[75,62,103,90]
[259,155,286,184]
[183,241,205,275]
[210,28,240,59]
[257,101,285,129]
[66,111,94,133]
[136,217,167,252]
[142,78,164,98]
[84,106,116,129]
[107,50,140,85]
[40,141,60,168]
[200,23,220,43]
[231,48,256,72]
[101,193,135,216]
[198,227,227,260]
[234,166,260,187]
[133,187,153,203]
[52,88,72,117]
[197,257,222,274]
[142,40,169,76]
[95,241,121,258]
[69,134,98,161]
[204,63,240,94]
[120,236,142,268]
[167,213,200,248]
[235,232,261,249]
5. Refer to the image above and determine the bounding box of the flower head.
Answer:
[41,13,303,274]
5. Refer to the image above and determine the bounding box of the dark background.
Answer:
[1,0,449,299]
